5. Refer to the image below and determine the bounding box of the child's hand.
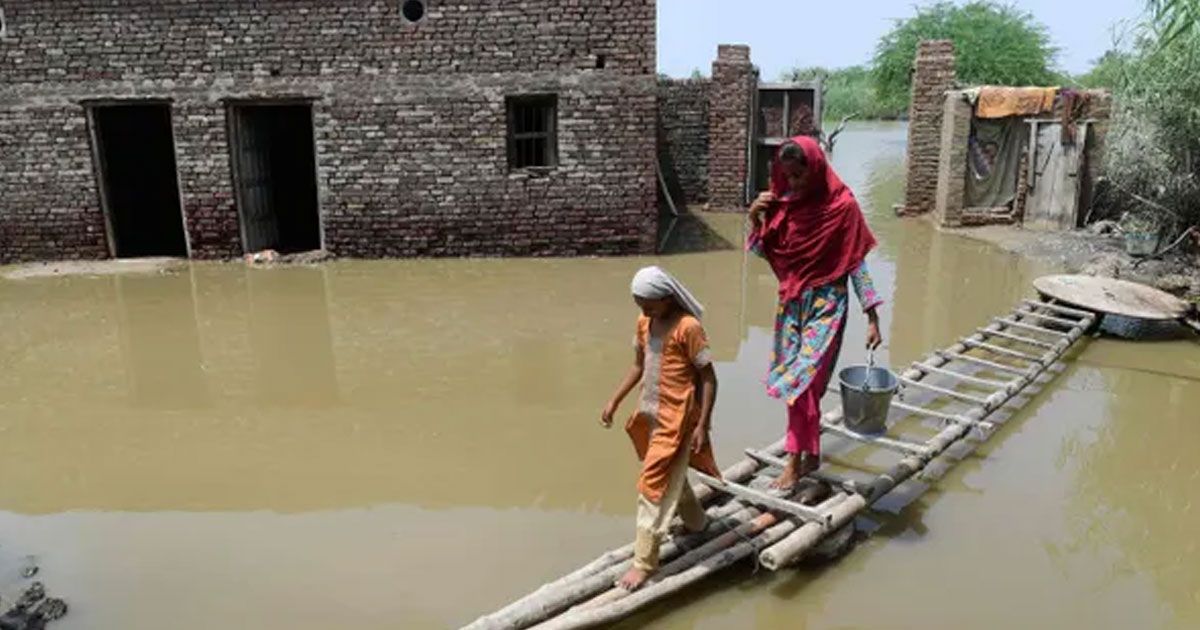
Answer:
[690,426,709,455]
[600,401,617,428]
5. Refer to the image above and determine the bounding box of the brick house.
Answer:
[0,0,661,262]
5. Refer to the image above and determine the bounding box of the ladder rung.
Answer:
[912,362,1012,388]
[899,376,991,405]
[963,339,1042,362]
[936,350,1028,376]
[1014,309,1081,328]
[743,449,861,493]
[692,471,832,524]
[994,317,1072,338]
[821,421,932,458]
[977,327,1057,349]
[1022,299,1093,319]
[891,401,997,432]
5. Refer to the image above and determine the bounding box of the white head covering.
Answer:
[630,266,705,319]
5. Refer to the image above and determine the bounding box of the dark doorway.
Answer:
[90,104,188,258]
[227,104,322,254]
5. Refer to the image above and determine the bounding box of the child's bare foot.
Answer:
[617,567,652,591]
[770,454,802,491]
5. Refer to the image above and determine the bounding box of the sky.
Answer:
[657,0,1147,79]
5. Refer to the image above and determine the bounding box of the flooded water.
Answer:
[1,122,1198,629]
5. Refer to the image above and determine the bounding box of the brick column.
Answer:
[934,91,972,227]
[901,40,956,216]
[707,45,756,212]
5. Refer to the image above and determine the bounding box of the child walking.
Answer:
[600,266,721,591]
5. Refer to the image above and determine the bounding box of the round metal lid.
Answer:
[1033,274,1191,321]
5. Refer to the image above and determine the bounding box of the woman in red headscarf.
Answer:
[746,136,884,493]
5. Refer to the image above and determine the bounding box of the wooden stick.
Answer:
[1021,299,1092,319]
[962,339,1041,362]
[820,421,932,458]
[692,472,831,524]
[742,450,860,494]
[977,327,1056,349]
[911,362,1011,389]
[935,350,1027,376]
[994,317,1072,337]
[1013,309,1082,328]
[898,375,990,405]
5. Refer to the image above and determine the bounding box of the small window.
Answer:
[507,94,558,169]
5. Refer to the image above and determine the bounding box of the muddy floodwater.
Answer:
[1,123,1198,629]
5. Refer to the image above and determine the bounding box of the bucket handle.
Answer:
[860,350,875,393]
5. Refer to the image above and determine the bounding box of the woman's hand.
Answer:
[865,319,883,350]
[748,192,776,228]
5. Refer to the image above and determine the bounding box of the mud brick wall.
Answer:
[902,40,956,216]
[934,92,972,227]
[0,0,657,263]
[657,79,710,206]
[708,45,756,212]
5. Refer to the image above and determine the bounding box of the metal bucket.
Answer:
[838,353,898,435]
[1123,230,1158,257]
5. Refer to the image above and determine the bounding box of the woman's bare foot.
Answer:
[617,567,652,591]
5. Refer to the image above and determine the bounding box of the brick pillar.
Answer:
[707,44,756,212]
[901,40,956,216]
[934,91,972,227]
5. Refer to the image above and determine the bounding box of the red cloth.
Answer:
[755,136,877,303]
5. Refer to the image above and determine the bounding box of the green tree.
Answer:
[873,2,1059,112]
[1147,0,1200,46]
[1076,50,1133,89]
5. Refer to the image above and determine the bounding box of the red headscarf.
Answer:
[756,135,877,303]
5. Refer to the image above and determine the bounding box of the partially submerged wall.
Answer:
[657,79,710,206]
[901,40,957,216]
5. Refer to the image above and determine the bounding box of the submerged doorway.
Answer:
[226,103,322,254]
[88,103,189,258]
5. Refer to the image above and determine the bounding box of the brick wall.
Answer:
[0,0,657,263]
[902,40,956,216]
[657,78,710,206]
[707,45,756,212]
[934,92,972,227]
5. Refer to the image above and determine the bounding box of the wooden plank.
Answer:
[692,472,832,525]
[891,400,995,431]
[1032,274,1190,321]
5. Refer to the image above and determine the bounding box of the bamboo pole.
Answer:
[536,492,852,630]
[978,327,1057,349]
[962,339,1041,362]
[820,421,932,458]
[935,350,1027,376]
[898,376,991,405]
[911,362,1011,388]
[462,441,786,630]
[758,306,1093,570]
[993,317,1072,337]
[1013,309,1082,328]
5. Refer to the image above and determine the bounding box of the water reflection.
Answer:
[114,273,209,410]
[246,267,339,408]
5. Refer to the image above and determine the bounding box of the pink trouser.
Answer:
[785,325,844,457]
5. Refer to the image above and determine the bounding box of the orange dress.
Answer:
[625,313,721,503]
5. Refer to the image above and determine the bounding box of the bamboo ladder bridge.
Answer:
[465,295,1100,630]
